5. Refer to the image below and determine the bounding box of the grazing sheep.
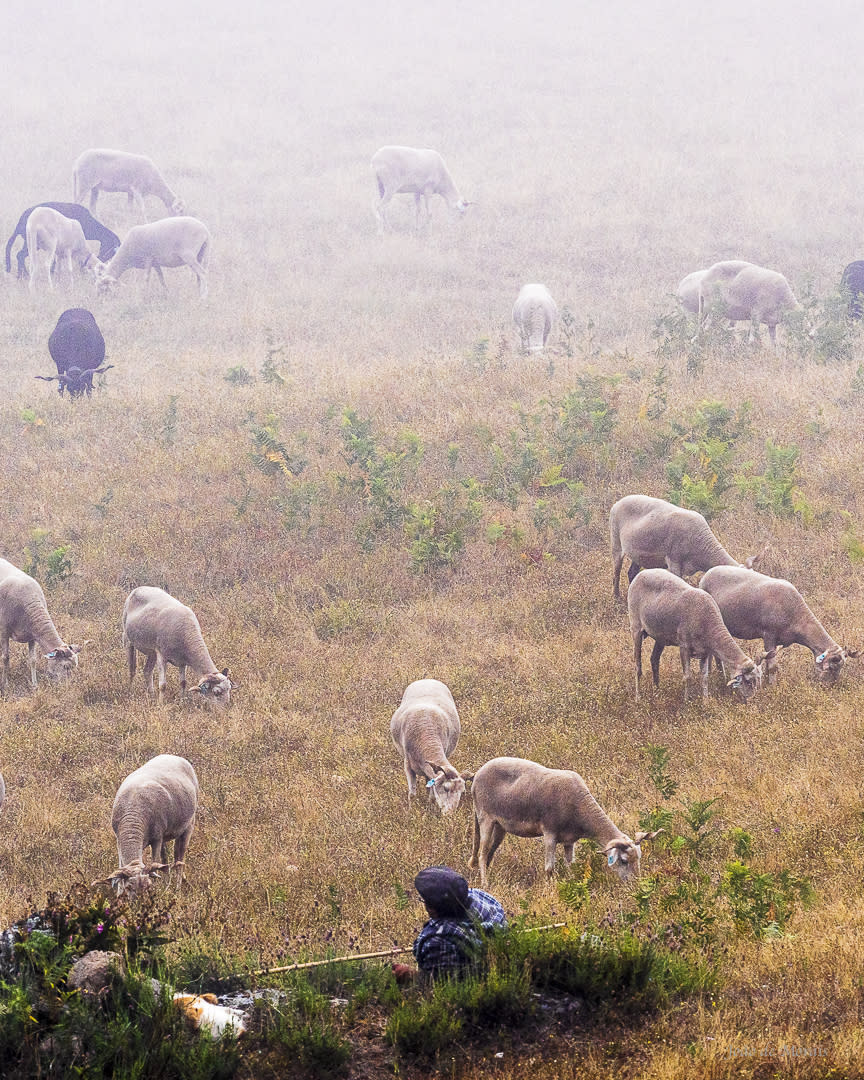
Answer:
[628,568,763,702]
[73,149,185,217]
[677,261,753,315]
[840,261,864,320]
[371,146,469,231]
[699,565,854,684]
[512,284,558,352]
[95,217,210,298]
[610,494,758,600]
[697,260,803,345]
[469,756,658,887]
[105,754,199,896]
[25,207,96,291]
[0,558,82,692]
[122,586,235,706]
[34,308,113,398]
[390,678,471,813]
[5,202,119,280]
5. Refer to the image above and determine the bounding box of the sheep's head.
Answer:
[727,659,763,702]
[189,669,237,708]
[425,766,472,814]
[603,830,662,882]
[815,645,853,685]
[44,644,82,679]
[171,198,186,215]
[92,861,170,898]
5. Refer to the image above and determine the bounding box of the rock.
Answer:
[68,951,126,996]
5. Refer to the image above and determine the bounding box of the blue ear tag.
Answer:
[607,853,615,866]
[46,652,56,659]
[816,652,826,663]
[426,778,436,788]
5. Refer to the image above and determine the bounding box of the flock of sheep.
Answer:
[1,142,859,904]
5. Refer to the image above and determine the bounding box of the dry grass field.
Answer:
[2,0,864,1075]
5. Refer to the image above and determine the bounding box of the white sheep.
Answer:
[512,284,558,352]
[390,679,471,813]
[469,756,658,887]
[677,261,754,315]
[122,586,236,706]
[24,207,96,292]
[699,565,855,684]
[697,260,803,345]
[628,568,764,702]
[101,754,199,896]
[73,149,185,218]
[0,558,82,691]
[610,494,758,601]
[371,146,469,231]
[95,217,211,298]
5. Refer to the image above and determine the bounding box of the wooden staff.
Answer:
[244,923,566,979]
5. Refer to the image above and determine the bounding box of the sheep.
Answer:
[840,261,864,320]
[390,678,471,813]
[469,756,659,887]
[122,586,236,706]
[696,260,803,345]
[34,308,113,398]
[5,202,119,280]
[699,565,855,684]
[677,261,754,315]
[0,558,82,691]
[610,494,759,600]
[103,754,199,896]
[94,217,210,298]
[25,207,97,291]
[371,146,469,231]
[512,284,558,353]
[628,568,764,702]
[73,149,185,218]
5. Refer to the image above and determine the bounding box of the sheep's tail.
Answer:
[197,238,210,270]
[126,642,137,681]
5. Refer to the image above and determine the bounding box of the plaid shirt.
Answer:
[413,890,507,978]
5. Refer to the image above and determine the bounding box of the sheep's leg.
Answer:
[469,811,481,869]
[27,641,38,688]
[700,656,711,698]
[680,648,692,701]
[650,640,664,686]
[633,630,644,701]
[612,550,624,600]
[543,833,558,877]
[767,323,777,347]
[153,265,167,290]
[404,762,417,808]
[142,651,157,693]
[666,558,683,578]
[131,188,148,220]
[178,663,187,694]
[375,191,392,233]
[482,823,506,871]
[763,637,779,683]
[89,187,99,211]
[1,635,10,693]
[562,842,575,868]
[156,653,167,704]
[173,826,194,886]
[180,255,207,299]
[413,193,423,230]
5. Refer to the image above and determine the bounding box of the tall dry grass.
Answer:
[1,0,864,1074]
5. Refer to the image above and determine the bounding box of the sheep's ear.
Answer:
[460,771,474,782]
[201,993,219,1005]
[221,668,229,676]
[229,680,239,690]
[70,643,84,655]
[634,829,664,844]
[843,647,860,660]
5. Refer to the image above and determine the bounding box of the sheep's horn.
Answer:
[634,829,664,844]
[91,364,114,375]
[34,374,58,382]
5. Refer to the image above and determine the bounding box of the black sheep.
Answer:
[841,261,864,320]
[5,202,120,280]
[35,309,113,398]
